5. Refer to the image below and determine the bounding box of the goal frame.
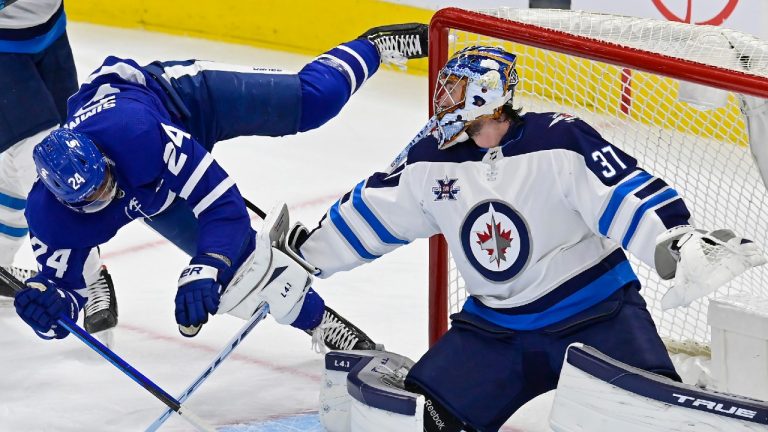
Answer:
[427,7,768,346]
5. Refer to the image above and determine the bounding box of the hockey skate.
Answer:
[83,266,118,334]
[309,306,383,352]
[360,23,429,60]
[0,266,36,303]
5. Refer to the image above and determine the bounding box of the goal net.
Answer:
[427,8,768,353]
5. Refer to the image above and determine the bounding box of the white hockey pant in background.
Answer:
[321,349,423,432]
[550,343,768,432]
[0,127,54,266]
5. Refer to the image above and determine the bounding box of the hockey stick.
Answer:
[0,268,216,432]
[243,198,266,219]
[146,301,269,431]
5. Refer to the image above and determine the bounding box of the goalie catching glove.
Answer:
[655,225,767,309]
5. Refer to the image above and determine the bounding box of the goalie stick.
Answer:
[145,301,270,432]
[0,267,216,432]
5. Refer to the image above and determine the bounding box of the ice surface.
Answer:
[0,22,551,431]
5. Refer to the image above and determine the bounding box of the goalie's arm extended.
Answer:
[299,142,440,278]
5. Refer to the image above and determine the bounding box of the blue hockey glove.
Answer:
[175,255,226,337]
[14,278,79,340]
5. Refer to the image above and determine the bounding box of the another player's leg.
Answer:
[140,22,428,149]
[0,34,80,300]
[0,127,54,302]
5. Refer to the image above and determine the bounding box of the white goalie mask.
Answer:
[433,46,519,149]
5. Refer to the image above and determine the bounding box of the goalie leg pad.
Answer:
[550,344,768,432]
[406,286,680,431]
[321,350,424,432]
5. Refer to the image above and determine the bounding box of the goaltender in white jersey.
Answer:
[304,108,680,323]
[294,46,767,431]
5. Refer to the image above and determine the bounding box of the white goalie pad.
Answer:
[217,203,314,323]
[550,344,768,432]
[320,350,423,432]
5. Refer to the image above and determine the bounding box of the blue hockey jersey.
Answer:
[25,57,253,303]
[300,112,692,330]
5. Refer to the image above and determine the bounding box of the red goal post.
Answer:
[427,7,768,346]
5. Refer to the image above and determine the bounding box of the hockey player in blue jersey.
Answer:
[0,0,118,335]
[12,24,429,346]
[289,46,767,431]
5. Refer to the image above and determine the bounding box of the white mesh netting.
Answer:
[438,8,768,348]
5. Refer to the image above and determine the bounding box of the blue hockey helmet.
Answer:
[433,46,519,149]
[33,129,117,213]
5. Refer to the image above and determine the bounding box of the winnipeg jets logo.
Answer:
[433,177,460,201]
[548,113,577,128]
[461,201,531,282]
[475,212,513,267]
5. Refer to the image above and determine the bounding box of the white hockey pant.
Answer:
[0,127,55,266]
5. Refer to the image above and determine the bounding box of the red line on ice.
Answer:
[119,322,323,382]
[101,193,340,260]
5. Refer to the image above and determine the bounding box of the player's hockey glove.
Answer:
[359,23,428,68]
[14,277,79,340]
[655,225,767,309]
[175,254,227,337]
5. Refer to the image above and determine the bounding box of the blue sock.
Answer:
[290,288,325,330]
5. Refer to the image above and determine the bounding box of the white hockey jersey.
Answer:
[300,112,692,330]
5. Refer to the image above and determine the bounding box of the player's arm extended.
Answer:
[154,122,253,266]
[555,119,692,268]
[298,150,439,278]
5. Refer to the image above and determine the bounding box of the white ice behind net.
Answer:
[442,8,768,349]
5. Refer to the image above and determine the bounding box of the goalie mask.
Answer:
[433,46,519,149]
[33,128,117,214]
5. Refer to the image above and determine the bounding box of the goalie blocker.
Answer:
[187,203,378,351]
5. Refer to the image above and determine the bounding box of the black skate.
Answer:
[360,23,429,60]
[0,266,36,299]
[308,306,382,351]
[84,266,118,334]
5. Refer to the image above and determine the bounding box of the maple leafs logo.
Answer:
[475,212,513,267]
